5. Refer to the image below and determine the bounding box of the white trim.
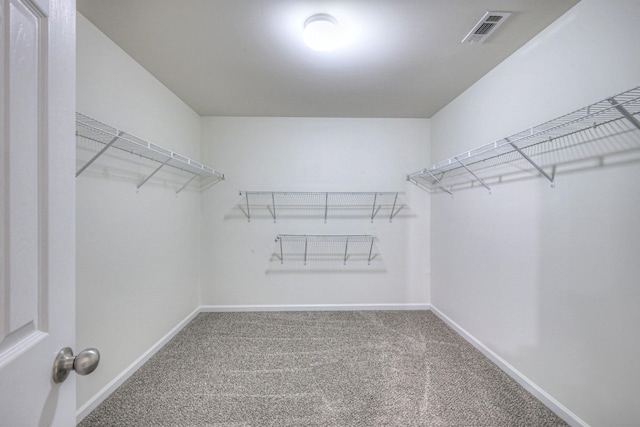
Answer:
[75,307,200,424]
[429,305,589,427]
[200,303,430,312]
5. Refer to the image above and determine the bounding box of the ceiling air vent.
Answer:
[462,11,512,44]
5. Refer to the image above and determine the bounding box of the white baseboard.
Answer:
[75,307,201,424]
[200,303,430,312]
[429,304,589,427]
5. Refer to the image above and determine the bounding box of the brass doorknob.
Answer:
[52,347,100,383]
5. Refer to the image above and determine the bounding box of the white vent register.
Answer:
[462,12,512,44]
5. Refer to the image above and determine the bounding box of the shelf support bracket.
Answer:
[343,238,349,266]
[176,173,199,194]
[324,192,329,223]
[271,192,277,223]
[456,156,491,193]
[245,192,251,222]
[304,237,308,266]
[508,140,555,187]
[368,237,375,265]
[370,193,378,222]
[76,131,123,177]
[608,97,640,130]
[389,192,400,222]
[279,237,283,264]
[426,171,453,196]
[137,158,171,190]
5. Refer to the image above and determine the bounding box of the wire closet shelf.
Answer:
[275,234,379,266]
[76,112,224,193]
[408,86,640,194]
[239,191,405,223]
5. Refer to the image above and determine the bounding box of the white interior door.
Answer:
[0,0,77,425]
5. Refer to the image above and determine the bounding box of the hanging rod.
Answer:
[239,191,405,223]
[275,234,379,266]
[408,85,640,194]
[76,113,224,193]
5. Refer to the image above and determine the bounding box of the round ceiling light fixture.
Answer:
[303,13,341,52]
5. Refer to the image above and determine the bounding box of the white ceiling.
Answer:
[76,0,579,118]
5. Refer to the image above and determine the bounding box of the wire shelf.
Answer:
[238,191,405,222]
[76,112,224,192]
[275,234,379,266]
[408,85,640,194]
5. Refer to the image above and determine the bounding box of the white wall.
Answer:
[76,14,201,411]
[77,0,640,423]
[430,0,640,425]
[200,117,430,308]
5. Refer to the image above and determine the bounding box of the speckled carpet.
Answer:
[79,311,568,426]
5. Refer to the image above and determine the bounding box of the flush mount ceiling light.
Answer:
[303,13,342,51]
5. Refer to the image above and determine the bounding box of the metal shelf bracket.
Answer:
[343,238,349,265]
[426,170,453,196]
[76,131,123,177]
[324,192,329,223]
[367,237,375,265]
[370,193,378,223]
[245,191,251,222]
[137,158,171,190]
[507,139,555,187]
[304,237,309,266]
[389,192,400,222]
[608,97,640,130]
[176,173,199,194]
[456,156,492,193]
[271,192,277,223]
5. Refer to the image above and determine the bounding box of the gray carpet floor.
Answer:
[79,311,568,426]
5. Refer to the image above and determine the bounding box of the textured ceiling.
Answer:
[77,0,579,118]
